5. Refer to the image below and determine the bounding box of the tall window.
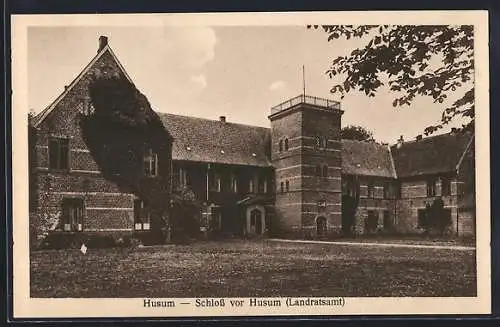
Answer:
[279,140,283,152]
[322,165,328,178]
[62,198,83,231]
[231,175,238,193]
[280,181,284,194]
[427,178,437,197]
[383,210,392,230]
[383,182,390,199]
[49,138,69,170]
[314,135,321,149]
[249,178,254,193]
[321,136,328,149]
[285,180,290,192]
[441,177,451,196]
[395,181,402,199]
[215,174,222,192]
[179,167,188,187]
[143,148,158,177]
[367,181,375,198]
[134,199,151,231]
[263,179,268,193]
[284,138,289,151]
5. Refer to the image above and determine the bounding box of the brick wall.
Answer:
[30,49,170,239]
[395,177,459,234]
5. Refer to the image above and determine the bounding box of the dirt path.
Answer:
[268,238,476,251]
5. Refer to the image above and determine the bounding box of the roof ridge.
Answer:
[157,112,271,130]
[391,130,470,147]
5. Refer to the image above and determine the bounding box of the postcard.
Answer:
[11,10,490,318]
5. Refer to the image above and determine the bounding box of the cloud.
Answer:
[163,27,217,69]
[190,74,207,89]
[269,80,285,91]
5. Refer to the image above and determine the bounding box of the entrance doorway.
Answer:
[316,216,327,237]
[250,209,262,235]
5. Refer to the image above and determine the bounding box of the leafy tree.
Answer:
[341,125,374,141]
[308,25,474,135]
[170,186,203,243]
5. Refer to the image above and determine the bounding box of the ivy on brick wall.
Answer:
[81,76,173,241]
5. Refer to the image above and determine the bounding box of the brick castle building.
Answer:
[28,36,476,246]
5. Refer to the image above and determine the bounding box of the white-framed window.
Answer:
[134,199,151,231]
[62,198,83,232]
[427,178,437,197]
[143,148,159,177]
[216,174,222,192]
[231,174,238,193]
[179,167,188,187]
[367,180,375,198]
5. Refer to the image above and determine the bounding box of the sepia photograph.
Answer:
[11,11,490,318]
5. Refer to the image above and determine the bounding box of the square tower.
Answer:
[268,95,343,238]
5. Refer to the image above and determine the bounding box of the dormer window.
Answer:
[143,148,158,177]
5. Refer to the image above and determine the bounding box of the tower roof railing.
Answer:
[270,94,341,115]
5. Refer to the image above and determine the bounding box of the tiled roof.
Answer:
[341,140,397,178]
[158,113,272,167]
[390,132,473,178]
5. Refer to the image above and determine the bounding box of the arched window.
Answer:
[284,138,289,151]
[279,140,283,152]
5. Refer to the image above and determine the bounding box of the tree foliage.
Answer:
[341,125,375,141]
[308,25,474,135]
[170,186,203,242]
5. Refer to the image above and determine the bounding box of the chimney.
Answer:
[416,134,422,141]
[98,36,108,52]
[396,135,404,148]
[219,116,226,123]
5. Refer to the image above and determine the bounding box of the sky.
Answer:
[27,26,468,143]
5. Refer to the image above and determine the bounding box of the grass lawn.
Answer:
[30,239,476,298]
